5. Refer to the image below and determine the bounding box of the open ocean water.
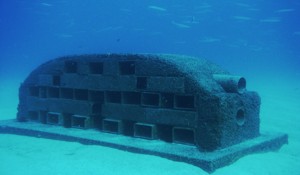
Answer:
[0,1,300,175]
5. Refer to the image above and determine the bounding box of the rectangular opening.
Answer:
[29,86,39,97]
[122,120,135,136]
[122,92,141,105]
[173,127,195,145]
[102,119,123,134]
[134,123,157,140]
[52,75,61,86]
[39,111,47,124]
[60,88,73,99]
[136,77,147,89]
[28,111,39,121]
[63,113,72,128]
[39,87,47,98]
[142,93,160,107]
[89,90,104,102]
[105,91,121,103]
[74,89,88,100]
[47,87,59,98]
[71,115,91,129]
[92,103,102,114]
[175,95,195,109]
[119,61,135,75]
[64,61,77,73]
[89,62,103,74]
[157,124,173,143]
[161,93,174,108]
[47,112,62,125]
[92,115,102,129]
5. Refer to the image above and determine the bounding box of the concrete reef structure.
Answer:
[2,54,286,172]
[17,54,259,151]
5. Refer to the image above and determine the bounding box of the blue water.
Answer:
[0,1,300,174]
[1,0,299,79]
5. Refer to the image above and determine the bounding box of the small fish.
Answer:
[56,34,73,38]
[150,32,163,36]
[233,16,252,21]
[275,9,295,13]
[148,5,167,12]
[235,3,251,7]
[172,21,190,28]
[195,4,212,9]
[199,37,221,43]
[40,3,53,7]
[96,26,123,32]
[294,31,300,35]
[248,8,260,11]
[173,41,186,44]
[260,17,281,23]
[120,8,131,13]
[133,28,145,31]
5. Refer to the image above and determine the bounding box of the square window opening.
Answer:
[105,91,121,103]
[136,77,147,89]
[89,62,103,74]
[119,61,135,75]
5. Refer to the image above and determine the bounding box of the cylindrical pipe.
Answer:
[213,74,246,94]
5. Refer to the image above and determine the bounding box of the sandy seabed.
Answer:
[1,74,300,175]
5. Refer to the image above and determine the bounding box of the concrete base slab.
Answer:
[0,119,288,173]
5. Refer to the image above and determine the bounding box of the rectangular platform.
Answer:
[0,119,288,173]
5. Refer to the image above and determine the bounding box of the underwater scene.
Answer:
[0,0,299,175]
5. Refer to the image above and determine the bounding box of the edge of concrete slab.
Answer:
[0,119,288,173]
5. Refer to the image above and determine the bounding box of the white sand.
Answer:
[1,75,300,175]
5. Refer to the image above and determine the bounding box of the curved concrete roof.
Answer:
[24,54,229,94]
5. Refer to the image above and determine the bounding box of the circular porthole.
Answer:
[236,109,245,126]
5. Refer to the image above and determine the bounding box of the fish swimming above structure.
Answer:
[0,54,288,172]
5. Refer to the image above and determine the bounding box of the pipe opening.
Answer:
[213,74,247,94]
[236,109,245,126]
[238,77,246,94]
